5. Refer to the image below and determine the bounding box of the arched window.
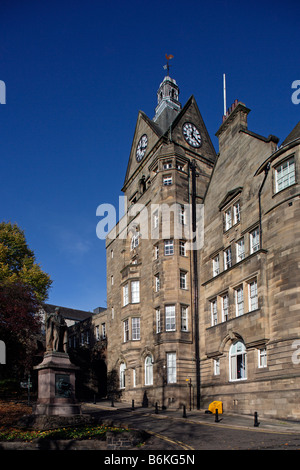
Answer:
[120,362,126,389]
[145,355,153,386]
[229,341,247,381]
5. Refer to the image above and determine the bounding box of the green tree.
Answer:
[0,222,52,302]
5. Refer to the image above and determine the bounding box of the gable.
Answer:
[123,111,163,189]
[170,96,217,163]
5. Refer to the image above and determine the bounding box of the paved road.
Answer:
[83,403,300,451]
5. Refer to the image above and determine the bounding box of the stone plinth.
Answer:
[34,352,81,416]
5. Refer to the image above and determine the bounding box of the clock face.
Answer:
[136,134,148,162]
[182,122,202,148]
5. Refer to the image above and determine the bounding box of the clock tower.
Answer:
[153,75,182,133]
[106,70,216,408]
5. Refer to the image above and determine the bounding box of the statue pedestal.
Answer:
[34,352,81,416]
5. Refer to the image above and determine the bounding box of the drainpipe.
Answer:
[258,162,270,248]
[190,160,201,410]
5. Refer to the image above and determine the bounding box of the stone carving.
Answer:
[45,307,68,353]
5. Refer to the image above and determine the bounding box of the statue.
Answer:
[45,307,68,353]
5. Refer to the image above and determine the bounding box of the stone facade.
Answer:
[104,74,300,419]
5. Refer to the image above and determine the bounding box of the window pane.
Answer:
[165,305,176,331]
[213,255,220,276]
[236,238,245,262]
[275,158,296,192]
[156,308,161,333]
[222,295,229,321]
[249,280,258,311]
[131,281,140,303]
[145,355,153,385]
[167,353,176,383]
[211,299,217,326]
[123,284,129,306]
[250,228,260,253]
[236,286,244,316]
[164,239,174,255]
[132,317,140,340]
[180,271,187,289]
[181,306,188,331]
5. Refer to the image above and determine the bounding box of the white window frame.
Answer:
[145,355,153,386]
[154,244,159,259]
[258,348,267,368]
[95,325,100,341]
[163,161,172,170]
[180,305,188,331]
[222,294,229,322]
[213,255,220,277]
[179,270,187,289]
[123,283,129,306]
[179,240,186,256]
[250,228,260,254]
[155,274,160,292]
[163,175,172,186]
[165,305,176,331]
[214,358,220,376]
[167,352,176,384]
[164,239,174,255]
[179,205,185,225]
[233,202,241,224]
[130,232,139,250]
[101,323,106,339]
[224,247,232,270]
[132,317,140,341]
[229,341,247,381]
[235,286,244,317]
[131,280,140,303]
[275,157,296,193]
[156,308,161,333]
[120,363,126,389]
[236,238,245,262]
[225,208,232,231]
[123,319,129,342]
[211,299,218,326]
[249,279,258,311]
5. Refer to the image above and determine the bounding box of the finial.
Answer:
[163,54,174,76]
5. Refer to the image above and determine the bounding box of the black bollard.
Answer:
[215,408,219,422]
[155,402,158,414]
[132,399,135,410]
[183,405,187,418]
[254,411,260,427]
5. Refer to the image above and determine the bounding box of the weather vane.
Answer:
[163,54,174,75]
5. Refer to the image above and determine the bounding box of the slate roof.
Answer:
[43,303,93,322]
[282,121,300,146]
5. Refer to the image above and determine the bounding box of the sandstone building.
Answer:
[104,72,300,420]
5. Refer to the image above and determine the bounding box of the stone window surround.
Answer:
[207,275,259,326]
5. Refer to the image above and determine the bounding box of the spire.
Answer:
[153,55,182,133]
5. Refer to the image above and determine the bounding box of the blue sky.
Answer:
[0,0,299,312]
